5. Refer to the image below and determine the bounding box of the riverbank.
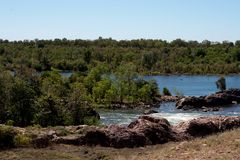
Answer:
[1,115,240,149]
[51,69,240,77]
[94,95,181,110]
[0,128,240,160]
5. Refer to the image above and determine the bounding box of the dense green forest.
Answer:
[1,38,240,74]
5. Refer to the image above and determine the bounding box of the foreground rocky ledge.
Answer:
[2,115,240,149]
[176,89,240,111]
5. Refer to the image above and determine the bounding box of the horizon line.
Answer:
[1,37,239,44]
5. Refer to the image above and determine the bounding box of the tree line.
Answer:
[0,38,240,74]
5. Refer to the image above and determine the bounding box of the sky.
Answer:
[0,0,240,42]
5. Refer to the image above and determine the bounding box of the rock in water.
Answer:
[176,89,240,110]
[176,97,205,109]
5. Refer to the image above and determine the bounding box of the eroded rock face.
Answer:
[79,116,174,148]
[173,116,240,139]
[176,89,240,110]
[78,116,240,148]
[128,116,175,145]
[32,135,50,148]
[105,125,147,148]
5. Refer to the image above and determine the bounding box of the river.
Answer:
[10,71,240,125]
[99,75,240,125]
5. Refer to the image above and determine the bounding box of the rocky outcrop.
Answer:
[76,116,240,148]
[128,116,176,144]
[176,89,240,110]
[2,115,240,149]
[173,116,240,139]
[32,135,50,148]
[79,116,175,148]
[35,116,240,148]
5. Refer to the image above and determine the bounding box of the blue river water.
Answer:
[99,75,240,125]
[60,72,240,96]
[145,75,240,96]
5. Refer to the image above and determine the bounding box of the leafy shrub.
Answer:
[84,117,100,125]
[163,87,172,96]
[6,120,14,126]
[34,95,65,127]
[14,134,31,146]
[0,125,16,149]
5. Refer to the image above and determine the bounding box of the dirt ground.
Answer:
[1,129,240,160]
